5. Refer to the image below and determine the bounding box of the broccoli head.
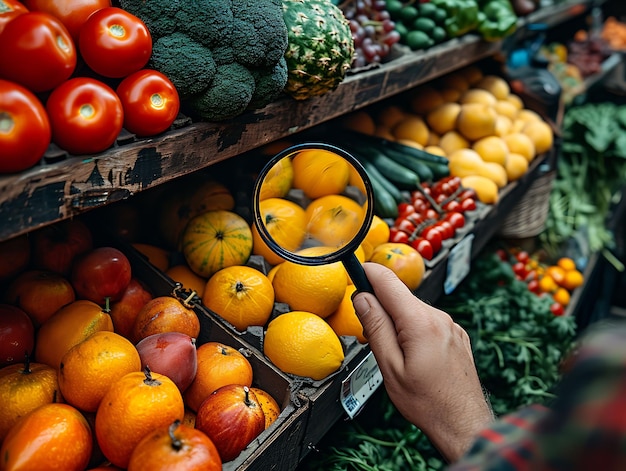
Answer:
[248,57,288,110]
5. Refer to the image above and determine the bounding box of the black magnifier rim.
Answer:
[252,142,375,266]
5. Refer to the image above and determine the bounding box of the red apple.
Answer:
[31,219,93,276]
[195,384,265,462]
[4,270,76,327]
[0,304,35,367]
[0,234,31,283]
[109,278,153,339]
[135,332,198,393]
[71,247,132,305]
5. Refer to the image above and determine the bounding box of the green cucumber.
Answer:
[361,159,404,203]
[360,149,420,190]
[366,166,400,219]
[381,147,434,182]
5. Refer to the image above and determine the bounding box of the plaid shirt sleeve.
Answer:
[448,319,626,471]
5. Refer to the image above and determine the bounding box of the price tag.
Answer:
[444,234,474,295]
[340,351,383,419]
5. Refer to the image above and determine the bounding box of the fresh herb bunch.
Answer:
[301,249,576,470]
[540,102,626,256]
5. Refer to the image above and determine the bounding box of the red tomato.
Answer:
[435,220,454,239]
[23,0,111,43]
[442,200,461,212]
[0,12,76,92]
[71,246,132,305]
[0,79,51,173]
[410,237,433,260]
[79,7,152,78]
[46,77,123,155]
[549,302,565,316]
[388,228,409,244]
[421,226,442,253]
[512,262,528,279]
[443,211,465,230]
[460,197,477,212]
[0,0,28,35]
[397,202,415,218]
[116,69,180,137]
[516,251,530,264]
[395,219,416,235]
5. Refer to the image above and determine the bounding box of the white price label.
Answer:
[444,234,474,295]
[340,351,383,419]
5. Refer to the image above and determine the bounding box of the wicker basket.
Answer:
[498,169,556,239]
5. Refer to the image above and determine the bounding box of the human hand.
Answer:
[352,262,495,462]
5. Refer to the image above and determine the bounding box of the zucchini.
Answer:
[385,140,449,165]
[361,159,404,203]
[381,147,434,182]
[366,165,400,219]
[358,148,421,190]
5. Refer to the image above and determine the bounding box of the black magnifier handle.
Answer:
[342,253,374,294]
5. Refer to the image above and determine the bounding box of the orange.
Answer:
[522,120,554,155]
[538,275,558,293]
[267,263,282,283]
[392,115,430,147]
[562,269,584,291]
[326,285,367,343]
[127,420,222,471]
[362,215,391,257]
[35,300,114,369]
[456,103,498,141]
[291,149,350,199]
[272,249,348,318]
[553,287,570,307]
[263,311,344,380]
[369,243,425,291]
[258,156,294,200]
[203,265,275,331]
[59,331,141,412]
[0,403,92,471]
[557,257,577,272]
[183,342,253,412]
[165,264,207,299]
[341,110,376,135]
[250,387,281,429]
[132,243,170,272]
[95,369,185,468]
[251,197,307,266]
[503,132,536,162]
[546,266,566,286]
[0,360,63,442]
[305,194,364,248]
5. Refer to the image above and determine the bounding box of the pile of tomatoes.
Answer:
[0,0,181,174]
[388,176,478,260]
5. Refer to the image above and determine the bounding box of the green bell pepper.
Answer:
[476,0,518,41]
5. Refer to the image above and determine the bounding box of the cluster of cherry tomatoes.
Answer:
[388,176,478,260]
[0,0,181,174]
[497,248,585,316]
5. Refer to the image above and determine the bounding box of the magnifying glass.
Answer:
[252,142,374,294]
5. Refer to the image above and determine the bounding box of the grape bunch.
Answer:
[341,0,401,68]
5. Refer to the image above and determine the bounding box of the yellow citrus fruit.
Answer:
[456,103,498,141]
[460,65,484,85]
[503,132,536,162]
[369,243,425,291]
[341,110,376,135]
[474,75,510,100]
[562,269,584,291]
[424,145,447,157]
[326,285,367,343]
[505,93,524,110]
[460,175,499,204]
[472,135,509,166]
[272,248,348,318]
[166,264,208,299]
[373,125,396,140]
[427,131,440,146]
[263,311,344,380]
[438,130,470,156]
[59,331,141,412]
[437,73,470,92]
[392,115,430,146]
[376,105,407,128]
[553,287,570,306]
[396,138,424,150]
[439,87,462,103]
[96,369,185,468]
[478,162,508,188]
[203,265,275,331]
[132,243,170,272]
[504,153,529,181]
[426,102,461,135]
[35,300,114,369]
[494,115,513,137]
[523,120,554,155]
[494,100,519,120]
[250,387,281,429]
[291,149,350,199]
[459,88,498,106]
[516,108,543,124]
[305,194,364,248]
[409,85,445,115]
[259,156,294,200]
[363,215,390,252]
[538,275,558,293]
[557,257,577,272]
[252,197,307,266]
[0,361,63,442]
[0,403,92,471]
[267,263,282,283]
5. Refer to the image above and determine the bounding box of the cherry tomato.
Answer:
[458,189,477,201]
[0,79,51,173]
[442,199,461,212]
[22,0,110,42]
[389,228,409,244]
[79,7,151,78]
[397,202,415,217]
[550,302,565,316]
[116,69,180,137]
[395,219,416,235]
[495,248,508,262]
[0,12,76,92]
[411,198,428,214]
[410,237,433,260]
[527,279,540,294]
[516,251,530,264]
[421,226,442,253]
[460,197,477,212]
[512,262,528,279]
[435,220,454,240]
[443,211,465,230]
[424,208,438,220]
[0,0,28,35]
[46,77,123,155]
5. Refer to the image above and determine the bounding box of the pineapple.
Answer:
[282,0,355,101]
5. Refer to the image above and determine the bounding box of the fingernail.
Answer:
[352,293,371,318]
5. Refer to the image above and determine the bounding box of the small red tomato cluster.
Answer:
[388,176,476,260]
[0,2,180,174]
